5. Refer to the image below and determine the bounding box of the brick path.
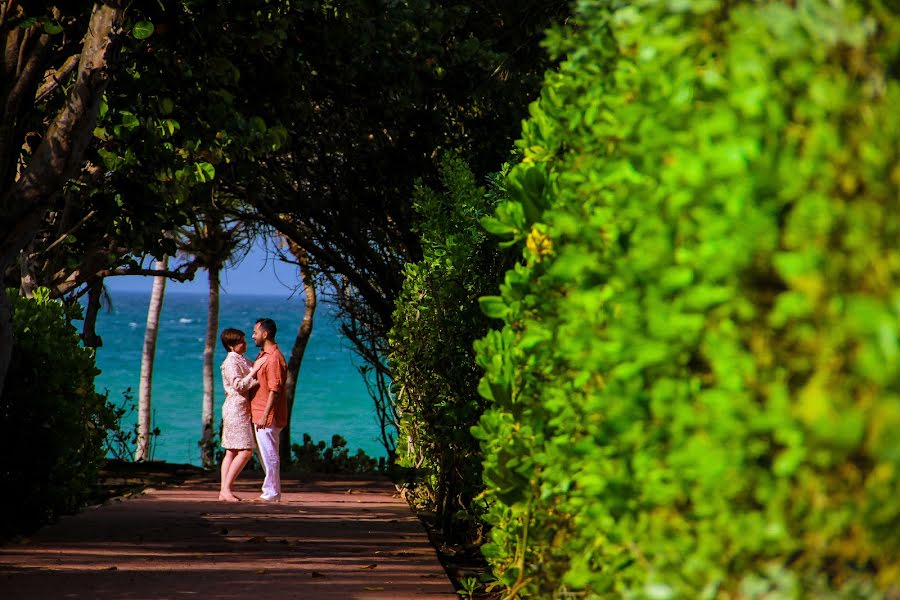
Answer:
[0,474,456,599]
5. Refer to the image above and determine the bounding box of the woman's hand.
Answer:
[250,355,268,376]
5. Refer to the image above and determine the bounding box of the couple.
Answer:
[218,318,288,502]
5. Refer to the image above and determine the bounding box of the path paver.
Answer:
[0,474,456,599]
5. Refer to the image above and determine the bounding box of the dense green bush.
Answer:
[389,156,510,541]
[474,1,900,597]
[0,289,117,537]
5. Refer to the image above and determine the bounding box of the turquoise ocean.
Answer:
[92,290,386,466]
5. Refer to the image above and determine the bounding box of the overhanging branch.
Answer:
[96,264,199,281]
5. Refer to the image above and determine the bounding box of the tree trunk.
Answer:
[200,267,219,469]
[18,240,37,298]
[0,4,124,271]
[81,276,103,348]
[0,3,124,397]
[136,257,168,462]
[0,287,13,401]
[280,246,316,462]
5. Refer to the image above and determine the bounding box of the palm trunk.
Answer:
[200,266,219,469]
[280,247,316,462]
[136,257,168,462]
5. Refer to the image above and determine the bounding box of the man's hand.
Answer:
[257,391,276,431]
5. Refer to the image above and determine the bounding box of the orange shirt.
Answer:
[250,343,288,428]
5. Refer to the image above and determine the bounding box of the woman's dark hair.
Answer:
[221,328,245,352]
[255,318,277,339]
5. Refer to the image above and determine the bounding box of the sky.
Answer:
[104,236,302,297]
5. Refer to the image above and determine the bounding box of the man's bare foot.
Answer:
[218,492,241,502]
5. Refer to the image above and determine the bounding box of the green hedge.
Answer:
[474,1,899,596]
[389,156,509,540]
[0,289,116,537]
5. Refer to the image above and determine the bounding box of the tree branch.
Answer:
[39,208,96,255]
[0,23,51,187]
[0,2,124,273]
[95,264,199,281]
[34,53,79,103]
[251,198,396,329]
[0,2,17,30]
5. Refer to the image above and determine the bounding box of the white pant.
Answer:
[254,426,282,500]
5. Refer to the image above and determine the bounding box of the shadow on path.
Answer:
[0,475,456,599]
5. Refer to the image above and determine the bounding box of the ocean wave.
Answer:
[179,317,193,324]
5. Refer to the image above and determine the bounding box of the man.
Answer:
[250,317,288,502]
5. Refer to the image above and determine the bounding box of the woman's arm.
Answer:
[223,355,262,395]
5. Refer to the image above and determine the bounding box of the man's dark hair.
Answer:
[256,318,277,339]
[220,328,245,352]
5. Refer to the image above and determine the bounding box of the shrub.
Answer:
[0,288,117,537]
[389,155,510,541]
[104,387,161,461]
[289,433,380,474]
[474,1,900,597]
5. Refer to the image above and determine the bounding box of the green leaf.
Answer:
[161,119,179,136]
[193,162,216,183]
[43,21,63,35]
[250,116,267,133]
[132,21,154,40]
[479,296,508,319]
[481,216,517,237]
[120,112,140,130]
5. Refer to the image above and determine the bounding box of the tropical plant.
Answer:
[289,433,380,474]
[105,388,161,462]
[474,0,900,597]
[0,288,117,537]
[389,156,511,541]
[177,208,252,468]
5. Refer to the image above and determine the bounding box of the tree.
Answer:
[229,0,568,463]
[4,0,280,344]
[136,257,167,462]
[0,1,125,397]
[177,206,250,469]
[277,240,317,462]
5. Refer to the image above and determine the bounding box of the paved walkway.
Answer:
[0,474,456,599]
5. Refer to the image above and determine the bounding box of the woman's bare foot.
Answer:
[218,492,241,502]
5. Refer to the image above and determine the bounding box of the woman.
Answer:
[219,327,266,501]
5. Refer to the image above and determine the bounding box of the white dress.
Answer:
[220,352,257,449]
